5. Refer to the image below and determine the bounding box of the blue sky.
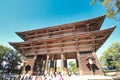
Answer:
[0,0,120,57]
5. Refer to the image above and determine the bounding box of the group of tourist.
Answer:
[20,69,64,80]
[19,63,64,80]
[0,71,79,80]
[0,62,77,80]
[0,63,64,80]
[0,72,64,80]
[0,62,78,80]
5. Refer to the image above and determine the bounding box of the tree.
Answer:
[0,45,10,60]
[100,42,120,69]
[0,44,22,73]
[91,0,120,21]
[0,45,10,70]
[68,61,77,74]
[4,49,22,73]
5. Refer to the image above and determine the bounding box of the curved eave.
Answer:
[9,42,25,56]
[10,26,115,55]
[9,42,20,50]
[16,15,106,41]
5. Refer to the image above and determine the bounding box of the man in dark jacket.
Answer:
[25,64,31,74]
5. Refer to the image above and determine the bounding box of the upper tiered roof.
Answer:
[16,15,106,41]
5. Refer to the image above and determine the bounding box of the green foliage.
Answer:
[116,0,120,12]
[0,45,10,60]
[90,0,97,5]
[57,67,61,72]
[100,42,120,69]
[68,61,77,73]
[91,0,120,21]
[4,49,22,71]
[0,44,22,73]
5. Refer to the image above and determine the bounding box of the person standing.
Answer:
[5,70,11,80]
[25,64,31,74]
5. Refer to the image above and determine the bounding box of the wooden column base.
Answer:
[63,68,68,76]
[50,68,54,75]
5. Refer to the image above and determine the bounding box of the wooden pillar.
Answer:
[45,55,49,74]
[92,51,104,75]
[31,56,37,74]
[75,37,83,75]
[21,60,27,75]
[61,53,68,76]
[22,55,37,75]
[77,52,83,75]
[61,53,64,76]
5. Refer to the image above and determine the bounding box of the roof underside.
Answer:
[9,26,115,56]
[16,15,106,41]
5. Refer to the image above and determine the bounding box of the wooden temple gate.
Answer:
[9,15,115,76]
